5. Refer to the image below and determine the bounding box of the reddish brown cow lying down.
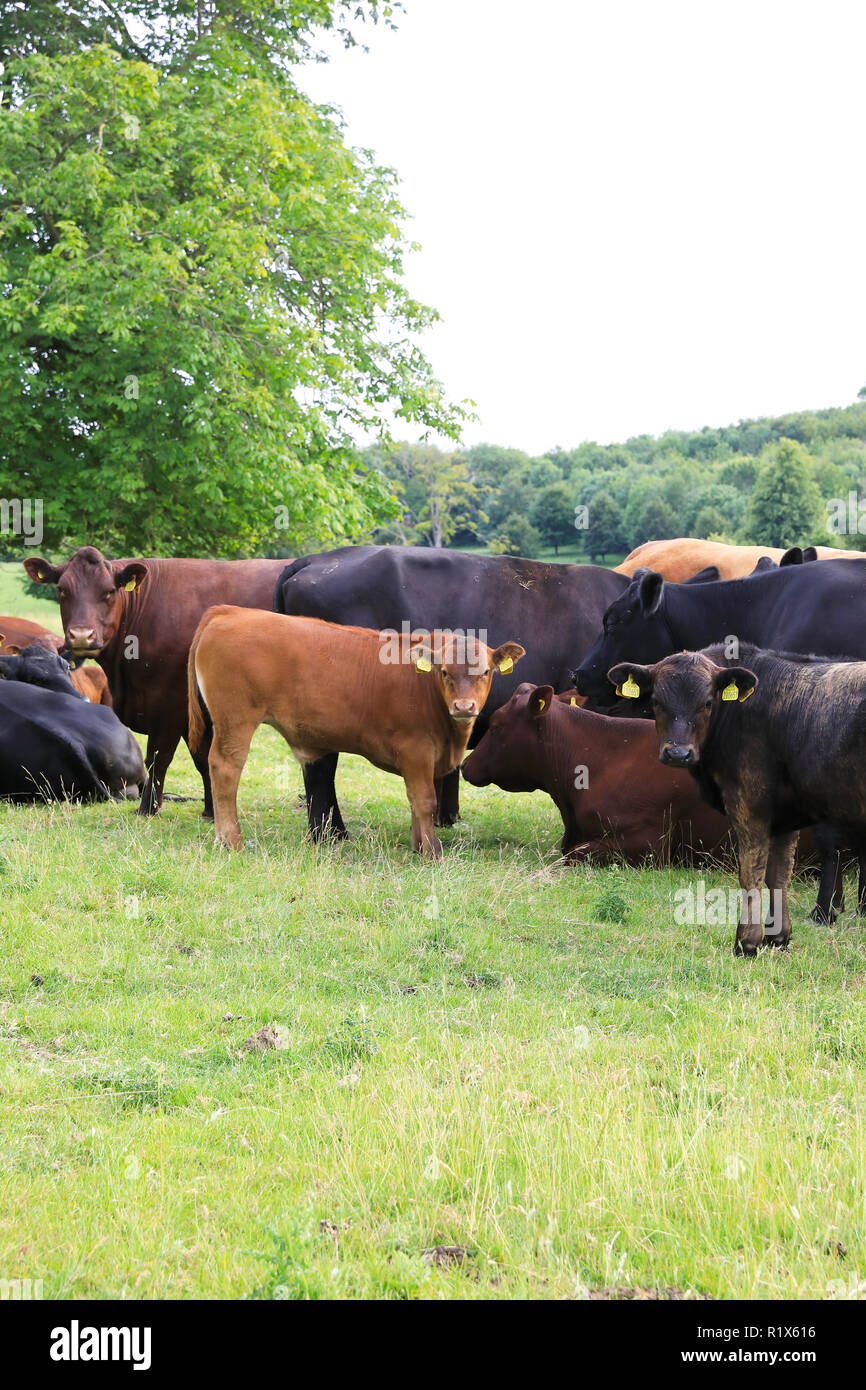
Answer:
[187,606,524,856]
[462,682,731,864]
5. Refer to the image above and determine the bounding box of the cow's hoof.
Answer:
[734,940,759,958]
[201,811,214,823]
[809,906,836,924]
[435,813,460,828]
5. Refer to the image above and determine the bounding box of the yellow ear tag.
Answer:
[739,686,754,702]
[124,579,137,591]
[721,681,739,701]
[570,697,577,705]
[498,655,514,674]
[617,673,641,699]
[416,657,432,673]
[537,697,546,711]
[38,571,46,580]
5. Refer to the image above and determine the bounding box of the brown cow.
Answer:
[461,683,731,864]
[68,664,113,705]
[0,616,62,653]
[24,548,288,815]
[616,538,866,582]
[187,606,524,856]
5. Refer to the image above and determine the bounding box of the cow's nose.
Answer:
[452,699,477,717]
[661,743,695,767]
[66,627,97,648]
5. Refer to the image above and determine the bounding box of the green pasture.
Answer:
[0,562,864,1300]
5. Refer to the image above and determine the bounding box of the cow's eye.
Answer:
[704,699,713,710]
[103,589,115,599]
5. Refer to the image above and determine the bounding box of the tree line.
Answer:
[363,396,866,561]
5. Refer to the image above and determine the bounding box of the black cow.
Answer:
[273,545,630,835]
[0,646,86,699]
[576,557,866,921]
[606,643,866,955]
[575,557,866,708]
[0,682,145,801]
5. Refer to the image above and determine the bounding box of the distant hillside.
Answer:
[364,398,866,563]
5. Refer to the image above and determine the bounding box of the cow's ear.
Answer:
[528,685,555,718]
[491,641,525,675]
[683,564,721,584]
[714,666,758,703]
[113,561,148,593]
[23,557,63,585]
[779,547,804,567]
[638,570,664,615]
[607,662,654,700]
[802,546,819,563]
[751,556,777,572]
[412,643,435,674]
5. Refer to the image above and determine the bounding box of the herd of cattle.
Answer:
[5,534,866,954]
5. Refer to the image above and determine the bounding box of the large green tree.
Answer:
[0,2,466,555]
[744,438,826,548]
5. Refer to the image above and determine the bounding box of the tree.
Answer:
[374,444,481,547]
[693,506,730,541]
[632,495,678,548]
[531,482,574,555]
[0,5,465,555]
[496,512,540,558]
[744,439,826,548]
[585,490,623,563]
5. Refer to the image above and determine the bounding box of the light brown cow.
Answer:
[187,606,524,856]
[616,538,866,582]
[69,664,113,705]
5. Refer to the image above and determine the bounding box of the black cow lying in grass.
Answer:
[607,644,866,956]
[0,645,87,698]
[0,669,145,802]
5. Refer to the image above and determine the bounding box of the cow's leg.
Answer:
[435,769,461,826]
[302,753,347,840]
[403,767,442,858]
[138,726,182,815]
[733,825,771,957]
[763,831,798,949]
[810,824,842,923]
[208,724,255,850]
[184,722,214,820]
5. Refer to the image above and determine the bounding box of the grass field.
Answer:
[1,562,865,1301]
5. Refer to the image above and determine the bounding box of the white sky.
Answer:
[300,0,866,453]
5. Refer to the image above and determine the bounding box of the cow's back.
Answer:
[616,538,866,582]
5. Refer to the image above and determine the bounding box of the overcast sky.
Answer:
[300,0,866,453]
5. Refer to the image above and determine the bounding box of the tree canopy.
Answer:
[0,1,466,555]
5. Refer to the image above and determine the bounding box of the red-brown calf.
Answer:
[187,607,524,856]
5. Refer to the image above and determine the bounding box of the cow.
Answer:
[0,645,87,699]
[575,559,866,920]
[0,616,63,653]
[461,683,731,864]
[186,605,524,856]
[67,663,113,706]
[574,558,866,709]
[24,548,288,815]
[616,538,864,582]
[273,545,633,835]
[1,616,113,704]
[0,680,145,802]
[605,644,866,955]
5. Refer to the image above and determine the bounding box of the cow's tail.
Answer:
[186,611,214,754]
[273,554,315,613]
